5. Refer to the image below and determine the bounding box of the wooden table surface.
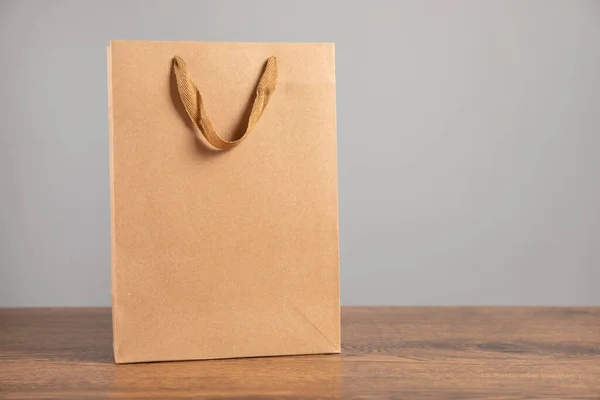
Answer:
[1,307,599,399]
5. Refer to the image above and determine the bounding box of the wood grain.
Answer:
[1,307,599,399]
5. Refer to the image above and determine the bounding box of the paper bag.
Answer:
[107,41,340,363]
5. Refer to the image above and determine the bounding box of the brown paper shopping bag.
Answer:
[107,41,340,363]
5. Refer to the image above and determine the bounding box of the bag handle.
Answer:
[172,55,278,150]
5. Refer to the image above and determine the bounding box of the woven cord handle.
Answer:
[172,55,278,150]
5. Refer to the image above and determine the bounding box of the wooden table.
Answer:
[1,308,599,399]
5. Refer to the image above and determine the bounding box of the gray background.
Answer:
[1,0,599,307]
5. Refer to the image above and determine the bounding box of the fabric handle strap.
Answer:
[172,55,278,150]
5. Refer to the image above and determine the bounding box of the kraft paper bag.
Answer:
[107,40,340,364]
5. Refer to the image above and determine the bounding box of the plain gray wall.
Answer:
[1,0,599,307]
